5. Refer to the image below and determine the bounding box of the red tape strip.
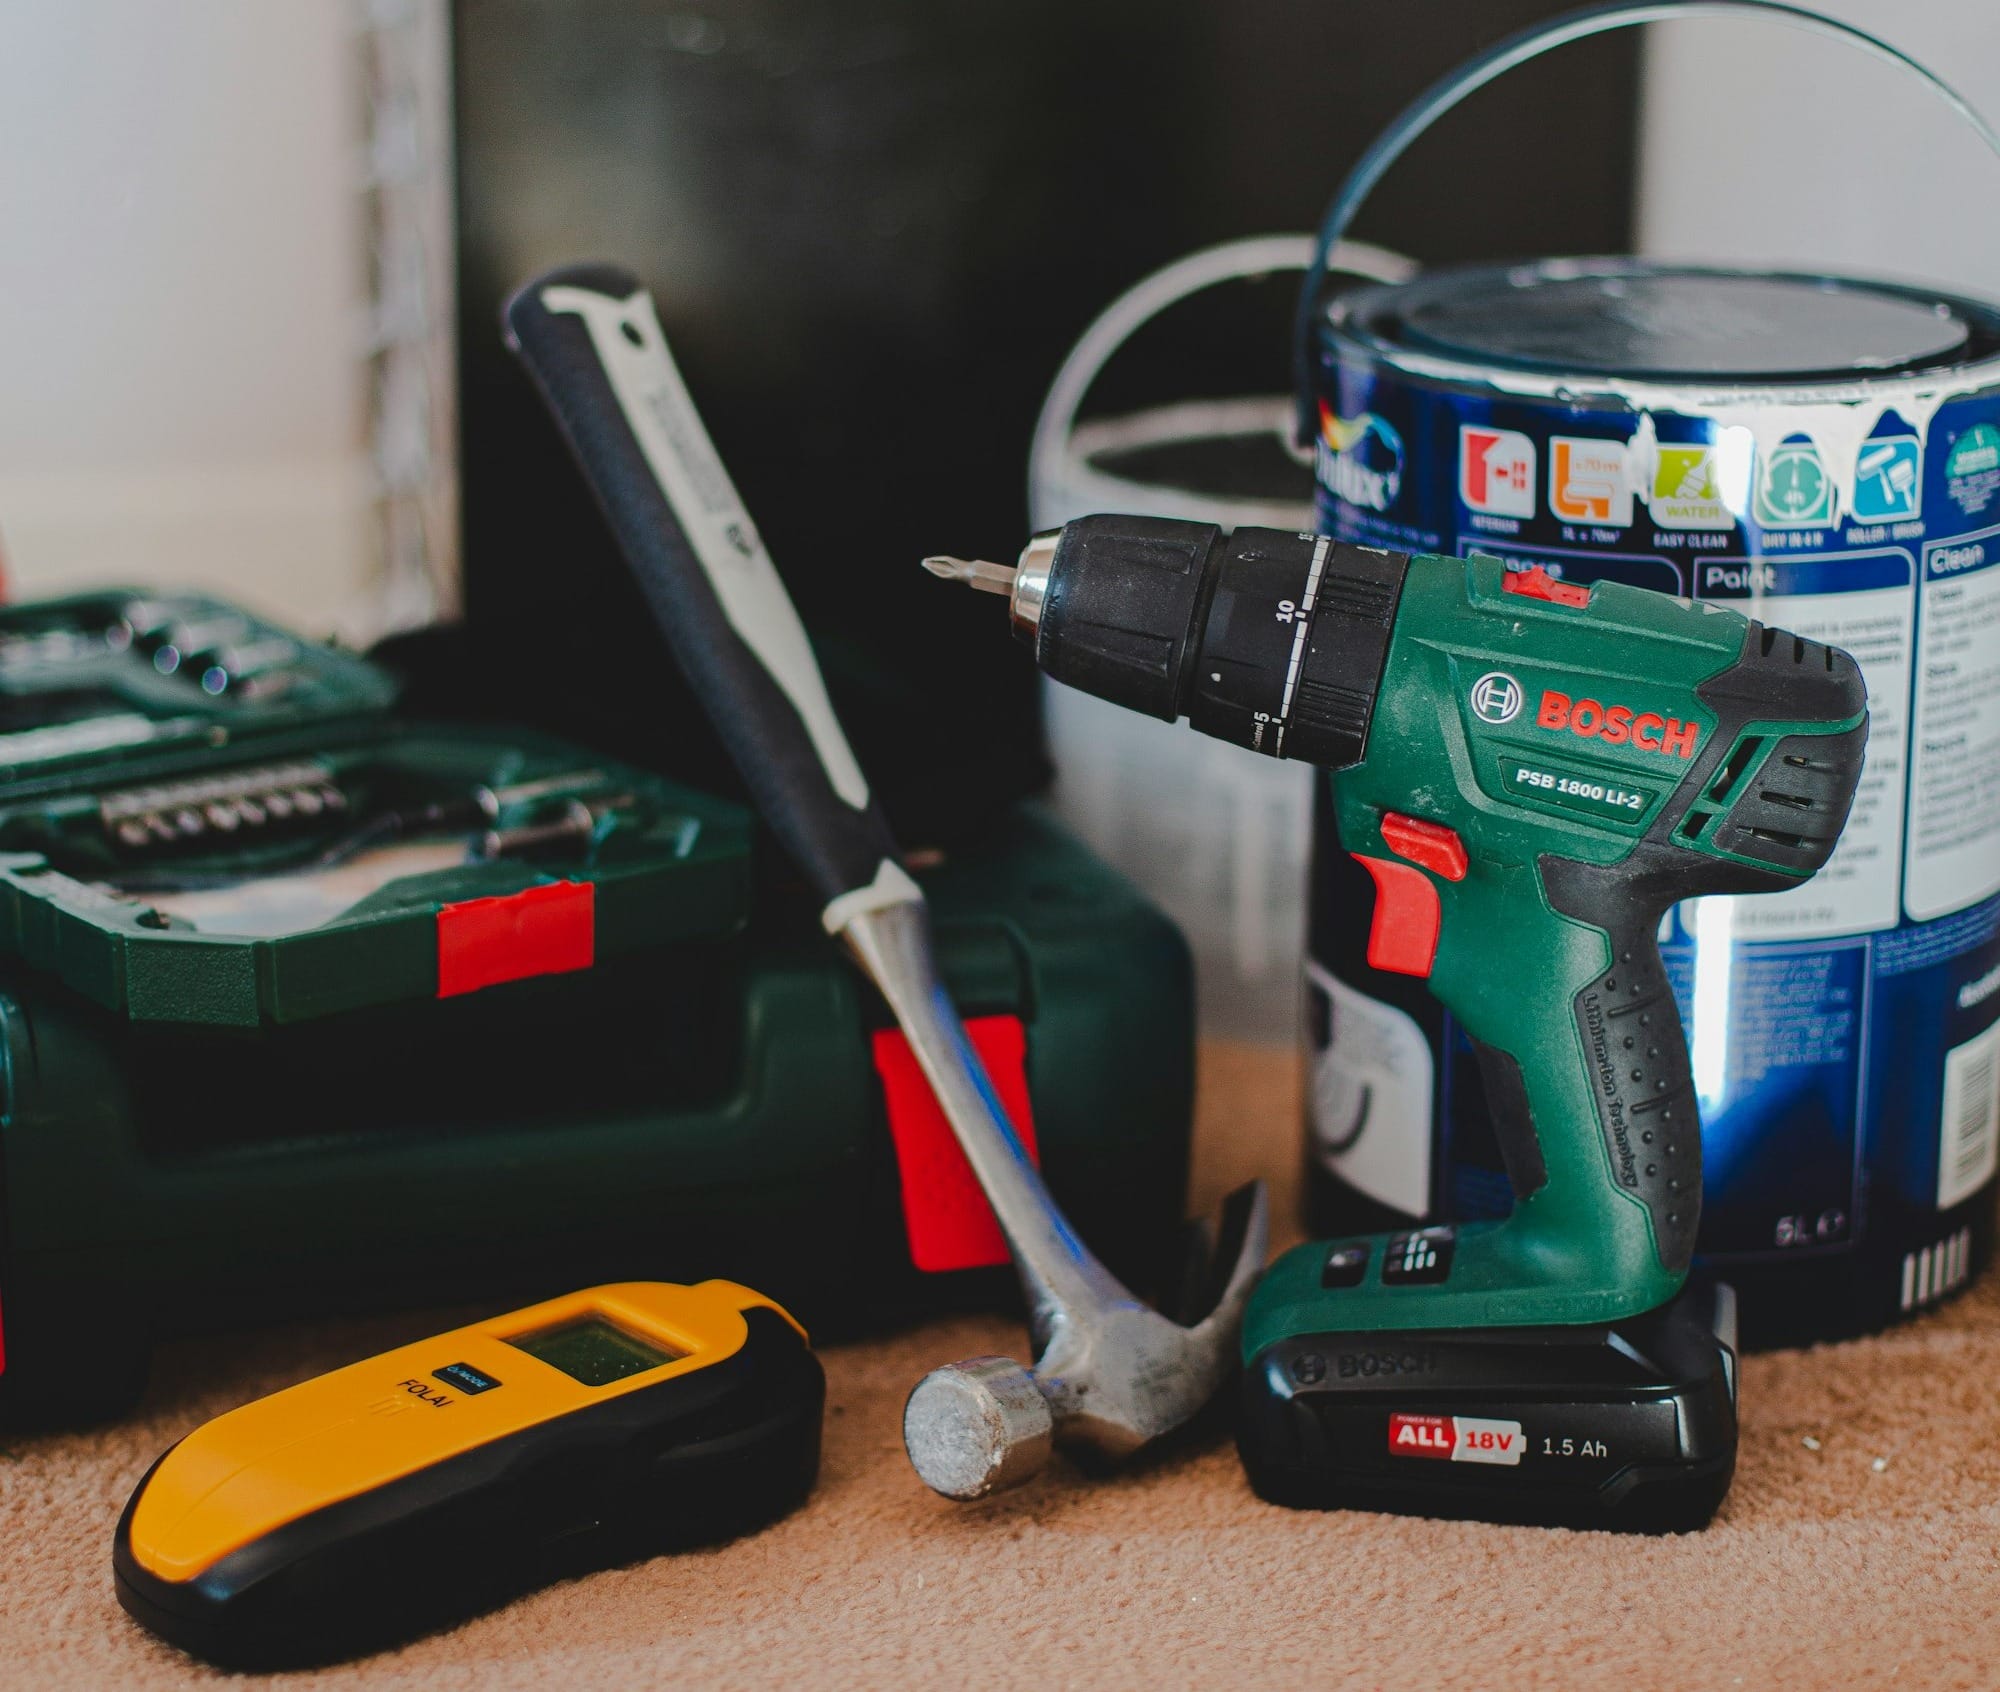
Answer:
[436,880,595,999]
[872,1014,1037,1273]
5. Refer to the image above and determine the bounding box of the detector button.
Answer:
[433,1362,501,1395]
[1502,564,1591,607]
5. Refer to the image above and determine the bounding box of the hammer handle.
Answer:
[502,263,916,933]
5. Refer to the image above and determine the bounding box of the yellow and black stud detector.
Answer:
[113,1281,823,1668]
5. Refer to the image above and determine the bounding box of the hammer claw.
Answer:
[848,899,1271,1500]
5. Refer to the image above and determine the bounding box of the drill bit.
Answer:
[921,555,1017,596]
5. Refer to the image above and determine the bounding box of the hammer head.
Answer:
[903,1181,1269,1499]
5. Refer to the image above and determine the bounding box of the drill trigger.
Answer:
[1351,854,1440,977]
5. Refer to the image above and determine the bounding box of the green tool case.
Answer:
[0,592,1195,1427]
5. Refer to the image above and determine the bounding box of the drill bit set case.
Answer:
[0,591,1196,1427]
[0,590,746,1025]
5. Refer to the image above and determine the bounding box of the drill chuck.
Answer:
[933,517,1408,770]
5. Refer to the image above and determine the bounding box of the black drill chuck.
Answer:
[1023,516,1409,770]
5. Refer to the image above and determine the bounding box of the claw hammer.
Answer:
[504,263,1270,1500]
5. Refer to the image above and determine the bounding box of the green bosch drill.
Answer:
[927,518,1867,1529]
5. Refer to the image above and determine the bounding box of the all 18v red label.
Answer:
[1387,1413,1524,1465]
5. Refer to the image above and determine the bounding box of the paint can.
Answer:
[1299,1,2000,1344]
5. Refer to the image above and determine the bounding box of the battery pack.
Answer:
[1238,1281,1738,1533]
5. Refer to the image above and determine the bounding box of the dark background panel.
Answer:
[451,0,1639,844]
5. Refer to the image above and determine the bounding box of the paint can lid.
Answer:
[1328,260,2000,385]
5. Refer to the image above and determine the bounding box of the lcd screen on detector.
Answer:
[505,1314,684,1387]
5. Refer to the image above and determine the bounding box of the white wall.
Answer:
[0,0,371,631]
[1638,0,2000,295]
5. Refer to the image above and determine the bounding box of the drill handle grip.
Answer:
[503,265,914,931]
[1475,857,1702,1279]
[1408,847,1703,1294]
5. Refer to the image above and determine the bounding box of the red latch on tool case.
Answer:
[435,880,595,998]
[873,1015,1039,1273]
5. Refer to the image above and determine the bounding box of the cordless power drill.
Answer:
[928,519,1867,1530]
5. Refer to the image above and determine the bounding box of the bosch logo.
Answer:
[1469,672,1524,724]
[1538,690,1702,759]
[1338,1351,1435,1379]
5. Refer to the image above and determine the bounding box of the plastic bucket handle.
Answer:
[1290,0,2000,445]
[1027,234,1415,531]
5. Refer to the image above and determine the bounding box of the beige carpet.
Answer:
[5,1041,2000,1690]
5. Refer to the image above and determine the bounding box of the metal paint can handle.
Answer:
[1290,0,2000,445]
[1025,234,1413,532]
